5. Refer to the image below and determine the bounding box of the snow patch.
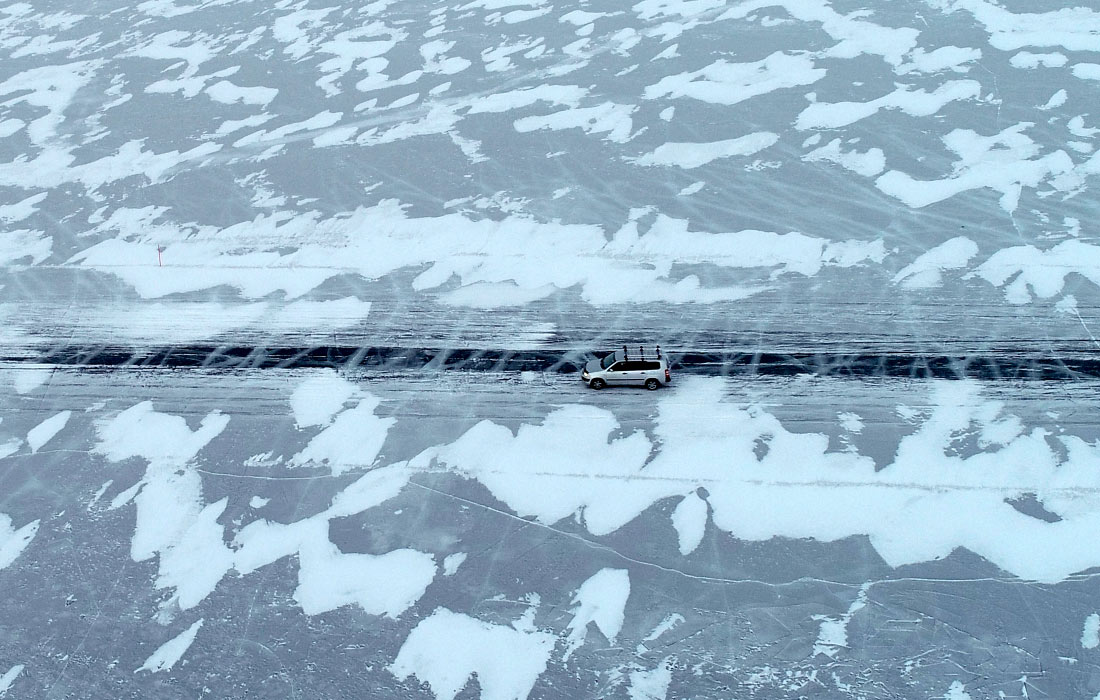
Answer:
[644,614,684,642]
[897,46,981,74]
[804,138,885,177]
[892,237,979,289]
[27,410,71,453]
[94,402,231,608]
[0,514,39,570]
[205,80,278,106]
[973,240,1100,304]
[644,51,824,106]
[135,619,203,673]
[295,530,436,617]
[0,665,23,696]
[934,0,1100,53]
[70,200,885,306]
[1040,90,1067,110]
[514,102,636,143]
[876,123,1076,213]
[813,583,869,657]
[442,552,466,575]
[720,0,919,65]
[233,463,431,618]
[629,657,674,700]
[290,393,395,475]
[1010,51,1067,69]
[1072,64,1100,81]
[565,568,631,659]
[671,492,708,555]
[390,607,555,700]
[466,84,586,114]
[796,81,981,130]
[635,132,778,168]
[677,181,705,196]
[0,192,47,223]
[290,372,358,428]
[1083,613,1100,649]
[944,680,973,700]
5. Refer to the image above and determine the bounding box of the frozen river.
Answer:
[5,0,1100,697]
[3,366,1100,698]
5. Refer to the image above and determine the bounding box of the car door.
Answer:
[618,361,645,385]
[605,362,629,385]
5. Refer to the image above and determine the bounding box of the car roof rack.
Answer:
[621,345,662,360]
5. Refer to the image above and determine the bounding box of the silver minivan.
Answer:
[581,347,671,390]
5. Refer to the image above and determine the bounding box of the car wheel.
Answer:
[645,378,659,391]
[590,378,605,390]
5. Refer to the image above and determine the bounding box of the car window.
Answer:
[608,362,626,372]
[600,353,618,370]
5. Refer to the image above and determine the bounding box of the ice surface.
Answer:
[6,0,1100,695]
[2,0,1099,348]
[421,376,1100,583]
[4,369,1100,696]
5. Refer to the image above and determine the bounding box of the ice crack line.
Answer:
[405,478,1071,590]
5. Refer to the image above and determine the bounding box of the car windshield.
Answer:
[600,352,619,369]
